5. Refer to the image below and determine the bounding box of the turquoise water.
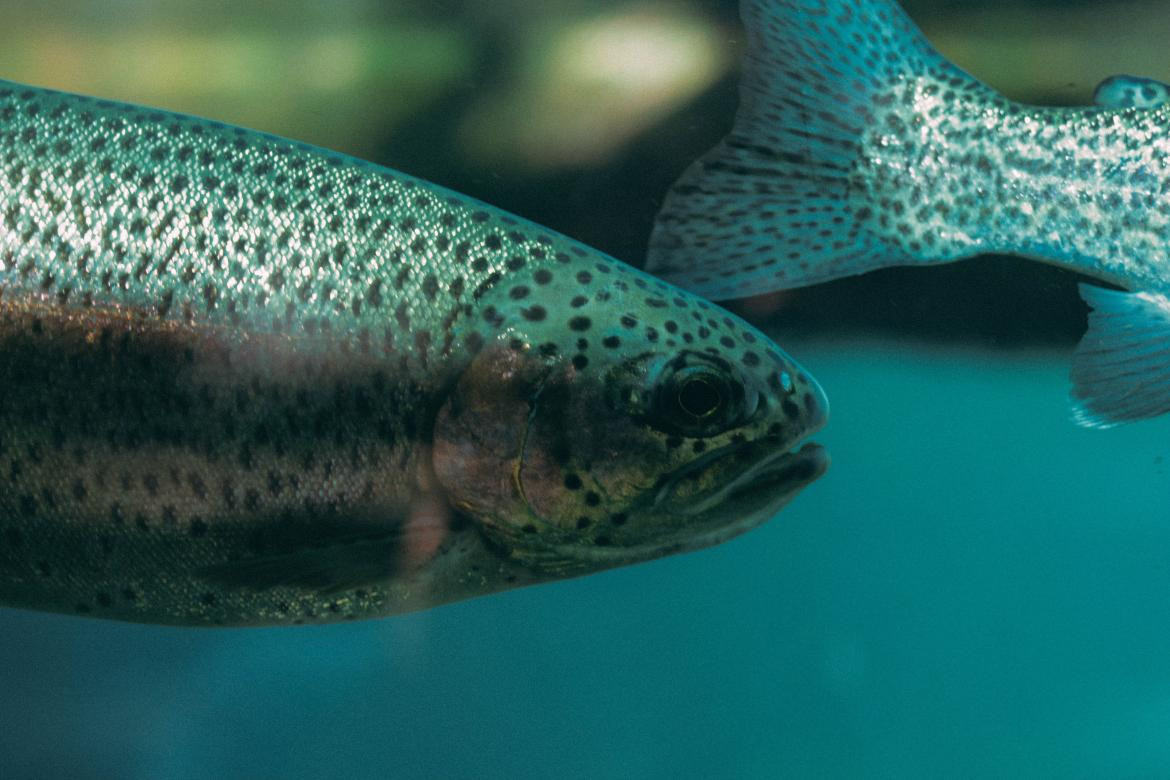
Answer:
[4,339,1169,778]
[3,0,1170,776]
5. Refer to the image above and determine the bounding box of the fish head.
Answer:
[432,271,828,574]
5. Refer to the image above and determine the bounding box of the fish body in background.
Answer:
[648,0,1170,428]
[0,80,827,626]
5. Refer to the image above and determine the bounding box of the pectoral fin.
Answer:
[200,499,451,594]
[200,532,405,595]
[1070,284,1170,428]
[1093,75,1170,109]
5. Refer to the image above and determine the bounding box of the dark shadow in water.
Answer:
[735,260,1093,348]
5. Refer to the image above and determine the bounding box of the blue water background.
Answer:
[3,339,1169,779]
[2,0,1170,775]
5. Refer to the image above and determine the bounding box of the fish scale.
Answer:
[0,79,829,625]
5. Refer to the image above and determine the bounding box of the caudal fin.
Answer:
[647,0,974,300]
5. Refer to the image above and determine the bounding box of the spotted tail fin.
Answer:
[647,0,970,300]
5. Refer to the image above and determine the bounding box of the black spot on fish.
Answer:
[422,274,439,300]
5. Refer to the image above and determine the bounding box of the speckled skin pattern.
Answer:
[0,80,827,626]
[647,0,1170,301]
[856,75,1170,291]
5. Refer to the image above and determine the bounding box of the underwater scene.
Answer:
[2,0,1170,776]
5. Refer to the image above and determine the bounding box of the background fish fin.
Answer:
[1093,75,1170,109]
[646,0,967,300]
[1070,284,1170,428]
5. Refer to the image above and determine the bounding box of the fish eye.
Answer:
[648,355,752,438]
[675,368,727,420]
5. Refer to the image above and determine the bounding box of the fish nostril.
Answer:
[767,368,798,396]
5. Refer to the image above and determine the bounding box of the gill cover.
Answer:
[432,342,548,540]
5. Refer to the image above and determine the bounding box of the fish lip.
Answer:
[653,436,828,516]
[682,440,828,517]
[739,441,828,504]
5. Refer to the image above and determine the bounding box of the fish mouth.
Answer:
[686,441,827,517]
[654,438,828,520]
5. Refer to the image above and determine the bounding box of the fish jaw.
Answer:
[596,373,829,566]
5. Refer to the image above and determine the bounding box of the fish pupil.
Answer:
[677,376,723,419]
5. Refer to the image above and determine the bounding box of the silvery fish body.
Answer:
[649,0,1170,428]
[0,80,827,626]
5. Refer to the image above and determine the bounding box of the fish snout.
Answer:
[763,360,829,444]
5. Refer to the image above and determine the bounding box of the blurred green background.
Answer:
[3,3,1170,779]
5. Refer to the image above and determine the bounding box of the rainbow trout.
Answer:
[0,80,827,626]
[649,0,1170,428]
